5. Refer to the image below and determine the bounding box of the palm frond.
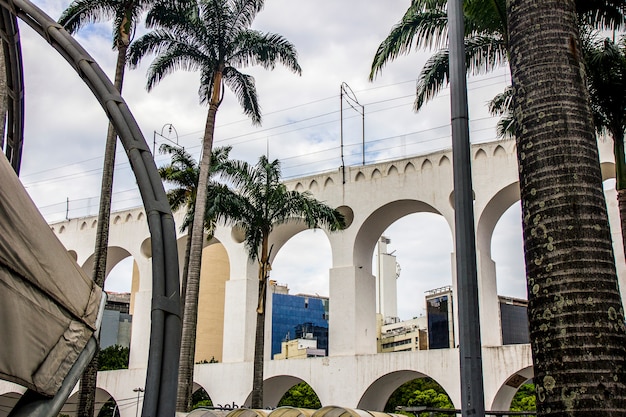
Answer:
[414,49,448,111]
[370,6,448,80]
[464,35,508,75]
[58,0,119,38]
[231,30,302,75]
[223,67,261,125]
[229,0,265,34]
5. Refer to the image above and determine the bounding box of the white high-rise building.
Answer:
[375,236,399,324]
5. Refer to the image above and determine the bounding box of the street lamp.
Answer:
[153,123,181,157]
[133,387,144,417]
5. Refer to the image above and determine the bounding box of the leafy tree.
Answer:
[97,345,129,371]
[277,382,321,409]
[508,0,626,414]
[58,0,151,413]
[510,383,536,412]
[128,0,301,411]
[191,388,213,410]
[384,378,453,416]
[206,155,344,408]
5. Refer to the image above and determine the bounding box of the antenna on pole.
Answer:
[340,82,365,184]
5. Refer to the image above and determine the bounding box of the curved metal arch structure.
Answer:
[0,1,181,416]
[0,7,24,174]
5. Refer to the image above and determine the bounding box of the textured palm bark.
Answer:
[508,0,626,415]
[251,236,270,409]
[176,70,221,410]
[618,189,626,259]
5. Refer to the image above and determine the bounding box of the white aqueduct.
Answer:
[1,138,624,417]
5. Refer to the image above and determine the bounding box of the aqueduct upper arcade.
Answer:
[1,138,623,417]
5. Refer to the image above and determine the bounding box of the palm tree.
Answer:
[58,1,149,415]
[508,0,626,414]
[583,33,626,254]
[369,0,624,112]
[158,143,233,308]
[206,155,344,408]
[127,0,301,411]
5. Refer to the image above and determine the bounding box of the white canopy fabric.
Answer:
[0,153,103,396]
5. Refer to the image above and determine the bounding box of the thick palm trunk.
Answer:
[77,43,126,417]
[176,95,220,412]
[508,0,626,415]
[251,236,270,409]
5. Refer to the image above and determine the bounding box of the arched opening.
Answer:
[277,381,321,409]
[374,213,453,353]
[378,213,453,321]
[191,385,214,410]
[492,202,526,300]
[490,367,534,412]
[244,376,321,409]
[383,377,454,414]
[96,397,120,417]
[270,229,332,360]
[358,371,455,412]
[60,387,116,417]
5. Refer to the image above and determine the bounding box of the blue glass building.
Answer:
[271,292,329,358]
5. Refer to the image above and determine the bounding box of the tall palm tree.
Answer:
[369,0,624,112]
[508,0,626,414]
[584,33,626,253]
[206,155,344,408]
[127,0,301,411]
[58,1,148,415]
[158,143,233,308]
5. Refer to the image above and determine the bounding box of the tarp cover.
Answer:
[0,153,103,396]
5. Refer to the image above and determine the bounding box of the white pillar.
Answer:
[328,265,377,356]
[222,271,258,363]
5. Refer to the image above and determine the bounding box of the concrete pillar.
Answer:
[328,265,377,356]
[222,273,258,363]
[476,250,502,346]
[128,258,152,368]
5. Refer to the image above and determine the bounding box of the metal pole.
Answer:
[447,0,485,416]
[340,85,345,184]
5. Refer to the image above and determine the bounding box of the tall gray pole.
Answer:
[447,0,485,415]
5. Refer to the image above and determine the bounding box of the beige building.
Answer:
[273,335,325,360]
[377,316,428,353]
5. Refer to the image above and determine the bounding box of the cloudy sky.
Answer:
[16,0,526,319]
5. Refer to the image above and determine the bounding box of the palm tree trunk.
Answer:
[251,236,270,409]
[77,42,126,417]
[180,219,193,309]
[176,94,220,411]
[508,0,626,415]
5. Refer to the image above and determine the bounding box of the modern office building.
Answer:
[425,286,455,349]
[270,282,329,359]
[499,295,530,345]
[100,292,132,349]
